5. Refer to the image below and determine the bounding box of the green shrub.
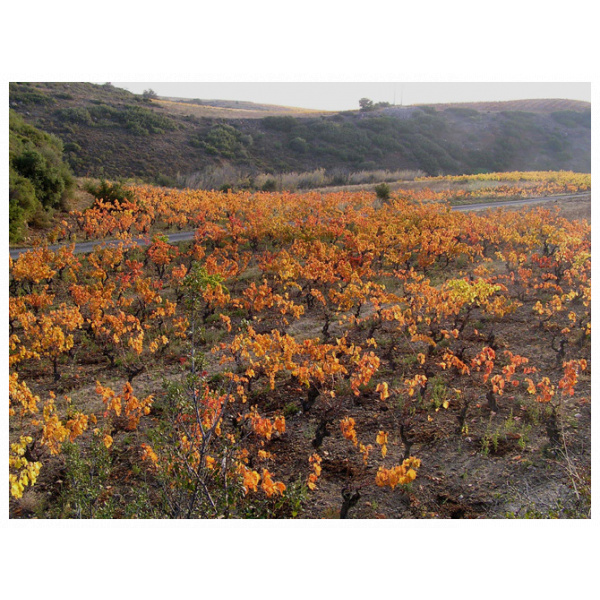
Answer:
[202,123,248,158]
[551,110,591,129]
[374,182,391,201]
[289,137,309,153]
[9,83,55,106]
[262,178,277,192]
[122,106,176,135]
[262,116,298,132]
[85,179,134,205]
[9,110,74,241]
[55,106,93,125]
[9,171,40,241]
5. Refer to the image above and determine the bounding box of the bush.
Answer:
[85,179,134,206]
[55,107,93,125]
[9,110,74,241]
[374,182,391,201]
[359,98,374,111]
[289,137,309,153]
[262,116,298,132]
[262,178,278,192]
[9,171,40,241]
[551,110,591,129]
[202,124,247,158]
[122,106,176,135]
[9,83,55,106]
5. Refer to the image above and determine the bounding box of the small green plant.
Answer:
[273,478,308,518]
[480,410,531,456]
[428,375,448,410]
[374,182,391,201]
[55,437,114,518]
[283,402,301,417]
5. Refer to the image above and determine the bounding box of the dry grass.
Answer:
[153,98,330,120]
[555,195,591,222]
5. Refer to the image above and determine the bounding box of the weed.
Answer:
[283,402,301,418]
[54,437,114,518]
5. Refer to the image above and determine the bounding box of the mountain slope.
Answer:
[9,82,591,185]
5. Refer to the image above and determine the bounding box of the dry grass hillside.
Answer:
[154,97,331,119]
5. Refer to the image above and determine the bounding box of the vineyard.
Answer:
[8,172,591,518]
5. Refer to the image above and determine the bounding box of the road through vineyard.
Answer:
[8,192,590,260]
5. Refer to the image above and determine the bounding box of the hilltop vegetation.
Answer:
[9,83,591,187]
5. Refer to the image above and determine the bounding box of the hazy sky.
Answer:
[112,82,591,112]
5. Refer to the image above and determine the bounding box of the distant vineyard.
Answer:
[37,171,591,246]
[417,170,591,187]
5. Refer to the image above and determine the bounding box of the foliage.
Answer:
[8,178,591,518]
[142,88,158,100]
[85,179,135,206]
[374,182,391,201]
[200,123,250,158]
[9,82,55,106]
[9,110,74,241]
[55,102,175,135]
[359,98,374,111]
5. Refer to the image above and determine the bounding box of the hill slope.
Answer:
[9,82,591,185]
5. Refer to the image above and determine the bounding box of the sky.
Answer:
[112,82,591,111]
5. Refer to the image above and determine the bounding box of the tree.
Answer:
[359,98,374,111]
[9,110,74,241]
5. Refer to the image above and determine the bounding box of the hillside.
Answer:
[9,82,591,186]
[154,96,332,119]
[413,98,591,113]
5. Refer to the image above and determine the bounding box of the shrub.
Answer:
[551,110,591,129]
[142,89,158,100]
[203,124,246,158]
[261,178,278,192]
[122,106,176,135]
[9,83,55,106]
[85,179,135,206]
[9,110,74,241]
[374,182,391,201]
[289,137,309,153]
[55,107,93,125]
[262,116,298,132]
[9,171,40,241]
[359,98,374,111]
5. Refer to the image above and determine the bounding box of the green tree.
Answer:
[9,110,74,241]
[359,98,374,111]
